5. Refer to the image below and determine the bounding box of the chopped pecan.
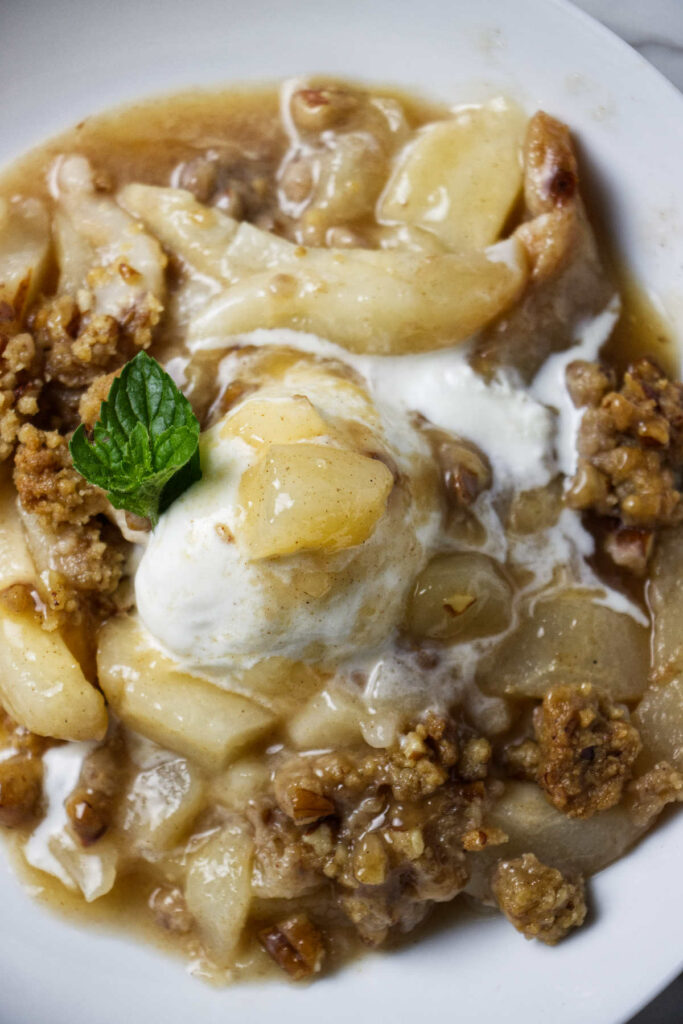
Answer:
[259,914,325,980]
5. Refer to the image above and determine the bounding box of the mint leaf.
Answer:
[69,351,202,526]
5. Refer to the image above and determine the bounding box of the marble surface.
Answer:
[571,4,683,1023]
[573,0,683,91]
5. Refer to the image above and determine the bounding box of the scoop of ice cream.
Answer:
[135,347,440,670]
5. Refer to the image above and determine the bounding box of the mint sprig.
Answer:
[70,351,201,526]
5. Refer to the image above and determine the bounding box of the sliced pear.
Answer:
[378,101,526,251]
[476,590,649,701]
[286,685,365,750]
[634,676,683,771]
[122,184,528,355]
[406,551,512,643]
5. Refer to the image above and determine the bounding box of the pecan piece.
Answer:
[259,914,325,980]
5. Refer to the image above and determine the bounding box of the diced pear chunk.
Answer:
[378,101,526,251]
[286,685,365,750]
[97,616,276,770]
[406,552,512,643]
[121,756,206,852]
[239,442,394,560]
[222,396,329,449]
[210,756,270,810]
[185,823,254,965]
[0,606,107,741]
[476,590,649,701]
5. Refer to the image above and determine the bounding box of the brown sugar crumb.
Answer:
[32,289,161,391]
[78,370,118,428]
[259,914,325,980]
[13,423,126,602]
[0,330,43,463]
[264,713,492,947]
[461,826,508,852]
[14,423,107,526]
[492,852,587,944]
[566,357,683,535]
[534,683,641,819]
[627,761,683,828]
[32,296,118,389]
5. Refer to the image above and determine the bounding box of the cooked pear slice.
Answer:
[185,822,253,965]
[97,615,276,770]
[222,395,330,448]
[121,183,528,354]
[378,100,526,250]
[0,606,107,741]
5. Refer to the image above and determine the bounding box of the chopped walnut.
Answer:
[627,761,683,828]
[492,853,587,944]
[259,914,325,980]
[567,358,683,534]
[534,683,641,818]
[461,825,508,852]
[352,832,389,885]
[275,782,335,825]
[65,735,124,846]
[432,432,492,508]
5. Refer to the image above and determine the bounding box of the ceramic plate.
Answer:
[1,0,682,1021]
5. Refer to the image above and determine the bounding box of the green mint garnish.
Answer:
[69,351,201,526]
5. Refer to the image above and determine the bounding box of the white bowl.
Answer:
[1,1,682,1022]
